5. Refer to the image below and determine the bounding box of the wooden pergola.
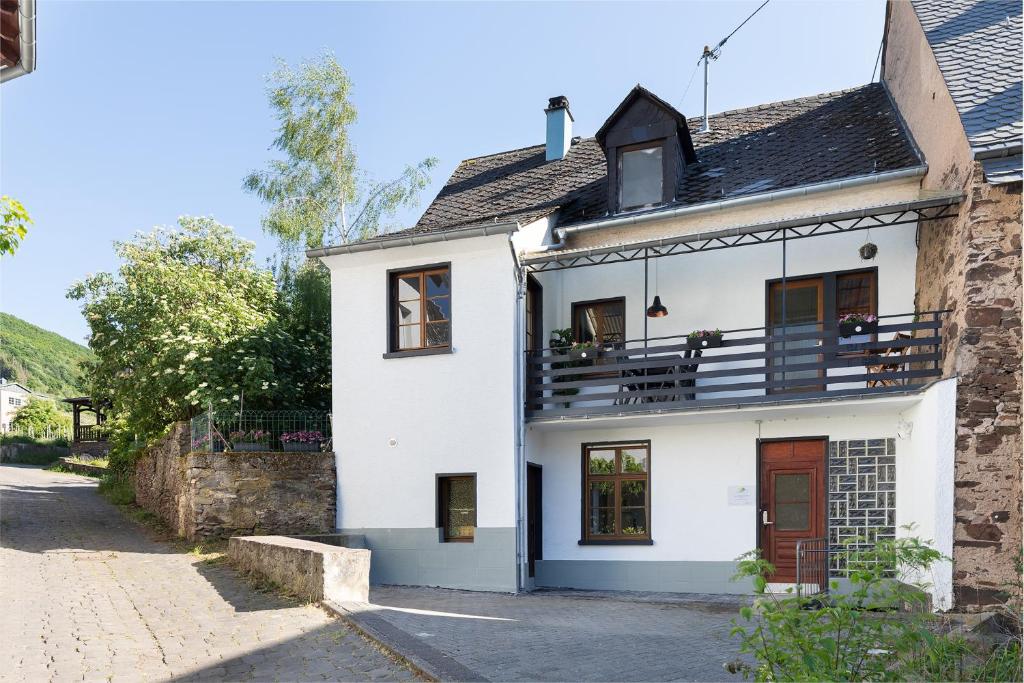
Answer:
[62,397,108,443]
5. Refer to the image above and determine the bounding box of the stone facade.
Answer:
[69,440,111,459]
[134,421,336,541]
[915,169,1023,608]
[883,0,1023,610]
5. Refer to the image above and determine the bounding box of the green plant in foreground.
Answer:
[97,475,135,506]
[726,532,1020,681]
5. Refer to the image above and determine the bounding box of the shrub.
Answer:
[727,534,1021,681]
[97,475,135,506]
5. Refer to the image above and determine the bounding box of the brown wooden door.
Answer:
[767,277,825,393]
[759,439,825,582]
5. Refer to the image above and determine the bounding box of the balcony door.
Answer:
[767,277,824,393]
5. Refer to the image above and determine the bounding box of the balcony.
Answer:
[525,311,945,420]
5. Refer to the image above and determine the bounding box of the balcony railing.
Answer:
[74,424,107,443]
[526,311,945,420]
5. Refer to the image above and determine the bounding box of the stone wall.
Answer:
[69,441,111,459]
[134,422,336,541]
[915,169,1023,609]
[883,1,1024,610]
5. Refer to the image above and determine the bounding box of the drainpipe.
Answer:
[509,236,528,592]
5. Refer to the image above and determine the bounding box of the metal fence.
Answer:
[795,537,830,598]
[190,409,332,453]
[1,425,72,442]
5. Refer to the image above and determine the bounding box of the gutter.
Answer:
[0,0,36,83]
[306,219,519,259]
[554,165,928,241]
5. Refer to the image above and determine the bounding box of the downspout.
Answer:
[509,236,528,592]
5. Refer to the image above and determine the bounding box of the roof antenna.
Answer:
[698,0,772,133]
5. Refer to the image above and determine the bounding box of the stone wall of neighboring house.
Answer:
[914,168,1023,609]
[134,422,336,541]
[883,0,1024,609]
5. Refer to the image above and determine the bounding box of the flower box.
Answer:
[282,441,321,452]
[838,315,878,338]
[233,442,270,452]
[687,333,723,350]
[568,346,598,361]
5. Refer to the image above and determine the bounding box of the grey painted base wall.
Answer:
[535,560,750,594]
[339,527,517,593]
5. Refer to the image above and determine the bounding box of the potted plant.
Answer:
[838,313,878,338]
[687,328,723,350]
[280,430,324,452]
[229,429,270,452]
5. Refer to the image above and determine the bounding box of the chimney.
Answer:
[545,96,573,161]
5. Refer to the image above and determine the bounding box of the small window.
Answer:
[438,474,476,542]
[582,442,650,542]
[389,266,451,352]
[618,143,663,210]
[572,298,625,347]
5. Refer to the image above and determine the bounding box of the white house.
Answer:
[0,378,34,431]
[312,80,965,608]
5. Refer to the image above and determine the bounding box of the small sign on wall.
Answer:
[728,485,755,506]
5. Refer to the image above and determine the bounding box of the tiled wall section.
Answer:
[828,439,896,574]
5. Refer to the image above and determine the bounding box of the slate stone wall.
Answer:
[134,422,336,541]
[914,164,1022,609]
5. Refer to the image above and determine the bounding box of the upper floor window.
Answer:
[572,298,625,347]
[389,265,451,353]
[618,142,663,210]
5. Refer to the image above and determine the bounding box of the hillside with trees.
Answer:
[0,312,93,398]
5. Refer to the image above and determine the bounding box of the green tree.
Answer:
[243,51,437,252]
[11,398,72,433]
[1,195,33,256]
[66,216,291,466]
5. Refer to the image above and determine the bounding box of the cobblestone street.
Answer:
[0,465,418,682]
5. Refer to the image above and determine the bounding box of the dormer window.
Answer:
[619,142,664,210]
[595,85,697,215]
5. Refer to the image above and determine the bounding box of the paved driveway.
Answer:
[0,465,417,682]
[350,585,746,682]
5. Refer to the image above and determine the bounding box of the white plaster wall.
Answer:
[528,385,956,608]
[528,409,909,563]
[322,234,519,530]
[533,221,917,346]
[901,378,956,610]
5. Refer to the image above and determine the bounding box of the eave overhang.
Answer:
[523,192,963,272]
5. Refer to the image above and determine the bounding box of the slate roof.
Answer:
[911,0,1022,156]
[403,83,920,239]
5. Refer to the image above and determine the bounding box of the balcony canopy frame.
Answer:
[521,194,963,273]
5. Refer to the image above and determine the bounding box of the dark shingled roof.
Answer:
[911,0,1022,155]
[403,83,920,239]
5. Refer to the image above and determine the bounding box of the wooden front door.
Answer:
[527,464,542,578]
[759,439,826,582]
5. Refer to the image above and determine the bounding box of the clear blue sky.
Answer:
[1,0,886,343]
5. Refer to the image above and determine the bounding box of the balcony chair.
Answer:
[866,332,912,387]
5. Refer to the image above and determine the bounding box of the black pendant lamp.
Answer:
[646,252,668,318]
[646,295,668,318]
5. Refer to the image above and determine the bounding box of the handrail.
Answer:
[529,310,952,355]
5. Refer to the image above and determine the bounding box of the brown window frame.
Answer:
[437,473,476,543]
[580,441,652,545]
[386,263,451,356]
[571,297,626,374]
[617,141,665,211]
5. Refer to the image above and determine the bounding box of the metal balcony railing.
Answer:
[526,311,946,420]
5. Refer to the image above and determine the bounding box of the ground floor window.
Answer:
[581,441,651,543]
[437,474,476,542]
